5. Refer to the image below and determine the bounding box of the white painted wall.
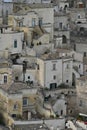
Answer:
[12,65,23,81]
[24,69,37,83]
[14,118,65,130]
[0,1,13,17]
[45,60,62,88]
[0,30,24,54]
[76,44,87,56]
[73,61,83,75]
[62,58,73,86]
[54,15,69,30]
[53,98,66,116]
[37,58,62,88]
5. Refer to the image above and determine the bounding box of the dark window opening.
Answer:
[53,64,56,70]
[28,76,30,79]
[15,76,18,81]
[66,80,68,83]
[14,40,17,48]
[53,75,56,80]
[4,75,7,83]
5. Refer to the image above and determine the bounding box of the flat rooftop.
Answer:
[40,52,72,61]
[77,76,87,81]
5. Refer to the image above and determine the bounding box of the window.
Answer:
[23,97,28,106]
[4,75,7,83]
[62,35,67,43]
[66,64,69,69]
[32,18,36,27]
[12,114,16,118]
[79,100,82,106]
[70,110,72,113]
[79,65,81,68]
[15,76,18,81]
[38,17,43,26]
[19,21,23,27]
[14,40,17,48]
[37,64,40,70]
[84,52,86,57]
[6,10,8,16]
[66,80,68,83]
[13,103,18,110]
[53,64,56,70]
[78,14,81,19]
[59,22,62,29]
[53,75,56,80]
[28,76,30,79]
[61,110,63,115]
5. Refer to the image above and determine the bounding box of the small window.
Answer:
[15,76,18,81]
[66,64,69,69]
[23,97,28,106]
[6,10,8,16]
[53,75,56,80]
[38,17,43,26]
[53,64,56,70]
[84,52,86,57]
[28,76,30,79]
[79,100,82,106]
[66,80,68,83]
[4,75,7,83]
[13,103,18,110]
[70,110,72,113]
[37,64,39,70]
[79,65,80,68]
[78,14,81,19]
[19,21,23,27]
[12,114,16,118]
[32,18,36,27]
[61,110,63,115]
[14,40,17,48]
[59,22,62,29]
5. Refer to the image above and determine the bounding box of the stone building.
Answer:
[9,3,54,43]
[76,76,87,114]
[0,0,13,24]
[54,12,70,46]
[37,51,73,89]
[0,25,24,55]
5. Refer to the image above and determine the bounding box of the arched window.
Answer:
[4,75,7,83]
[80,27,84,32]
[62,35,67,43]
[64,5,68,10]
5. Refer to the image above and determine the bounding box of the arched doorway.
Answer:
[23,111,28,120]
[62,35,67,43]
[64,5,68,10]
[80,27,84,32]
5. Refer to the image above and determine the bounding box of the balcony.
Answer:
[54,26,69,31]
